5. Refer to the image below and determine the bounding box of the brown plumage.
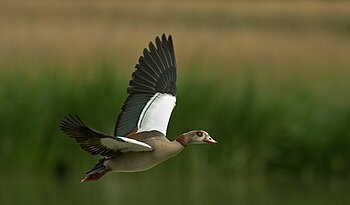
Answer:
[59,34,217,183]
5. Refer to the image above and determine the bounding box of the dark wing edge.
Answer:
[114,34,177,137]
[59,114,118,156]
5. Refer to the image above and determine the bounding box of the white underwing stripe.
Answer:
[101,137,152,153]
[137,92,176,135]
[137,93,159,127]
[117,137,153,151]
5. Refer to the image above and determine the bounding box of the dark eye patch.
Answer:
[196,131,203,137]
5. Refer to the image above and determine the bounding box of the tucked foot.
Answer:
[81,158,111,183]
[81,168,111,183]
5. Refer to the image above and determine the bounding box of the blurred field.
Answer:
[1,1,350,74]
[1,1,350,204]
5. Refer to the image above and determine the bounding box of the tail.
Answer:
[81,158,111,183]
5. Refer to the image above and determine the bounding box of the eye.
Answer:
[196,131,203,137]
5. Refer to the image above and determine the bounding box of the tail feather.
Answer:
[81,158,111,183]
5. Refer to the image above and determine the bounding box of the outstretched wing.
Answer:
[114,34,177,137]
[59,115,152,156]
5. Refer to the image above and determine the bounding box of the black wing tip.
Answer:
[59,114,87,134]
[59,113,80,124]
[59,114,116,156]
[160,33,172,41]
[143,48,149,56]
[155,33,172,44]
[145,33,173,58]
[161,33,168,42]
[141,33,173,63]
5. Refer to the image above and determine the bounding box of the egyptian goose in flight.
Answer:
[59,34,217,183]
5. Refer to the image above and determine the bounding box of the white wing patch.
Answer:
[137,93,176,135]
[101,137,153,153]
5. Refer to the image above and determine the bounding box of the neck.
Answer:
[175,134,189,147]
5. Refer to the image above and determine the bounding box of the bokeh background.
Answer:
[1,0,350,204]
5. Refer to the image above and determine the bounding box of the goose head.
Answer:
[176,130,218,146]
[189,130,218,144]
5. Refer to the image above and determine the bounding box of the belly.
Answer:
[106,141,183,172]
[106,151,163,172]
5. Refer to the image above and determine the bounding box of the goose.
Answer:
[59,34,217,183]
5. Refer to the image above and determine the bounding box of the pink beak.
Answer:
[204,136,218,144]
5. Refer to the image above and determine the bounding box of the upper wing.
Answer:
[59,115,152,156]
[114,34,177,137]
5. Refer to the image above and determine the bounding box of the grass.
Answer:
[1,1,350,74]
[0,62,349,180]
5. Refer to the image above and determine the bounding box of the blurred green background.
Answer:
[1,0,350,204]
